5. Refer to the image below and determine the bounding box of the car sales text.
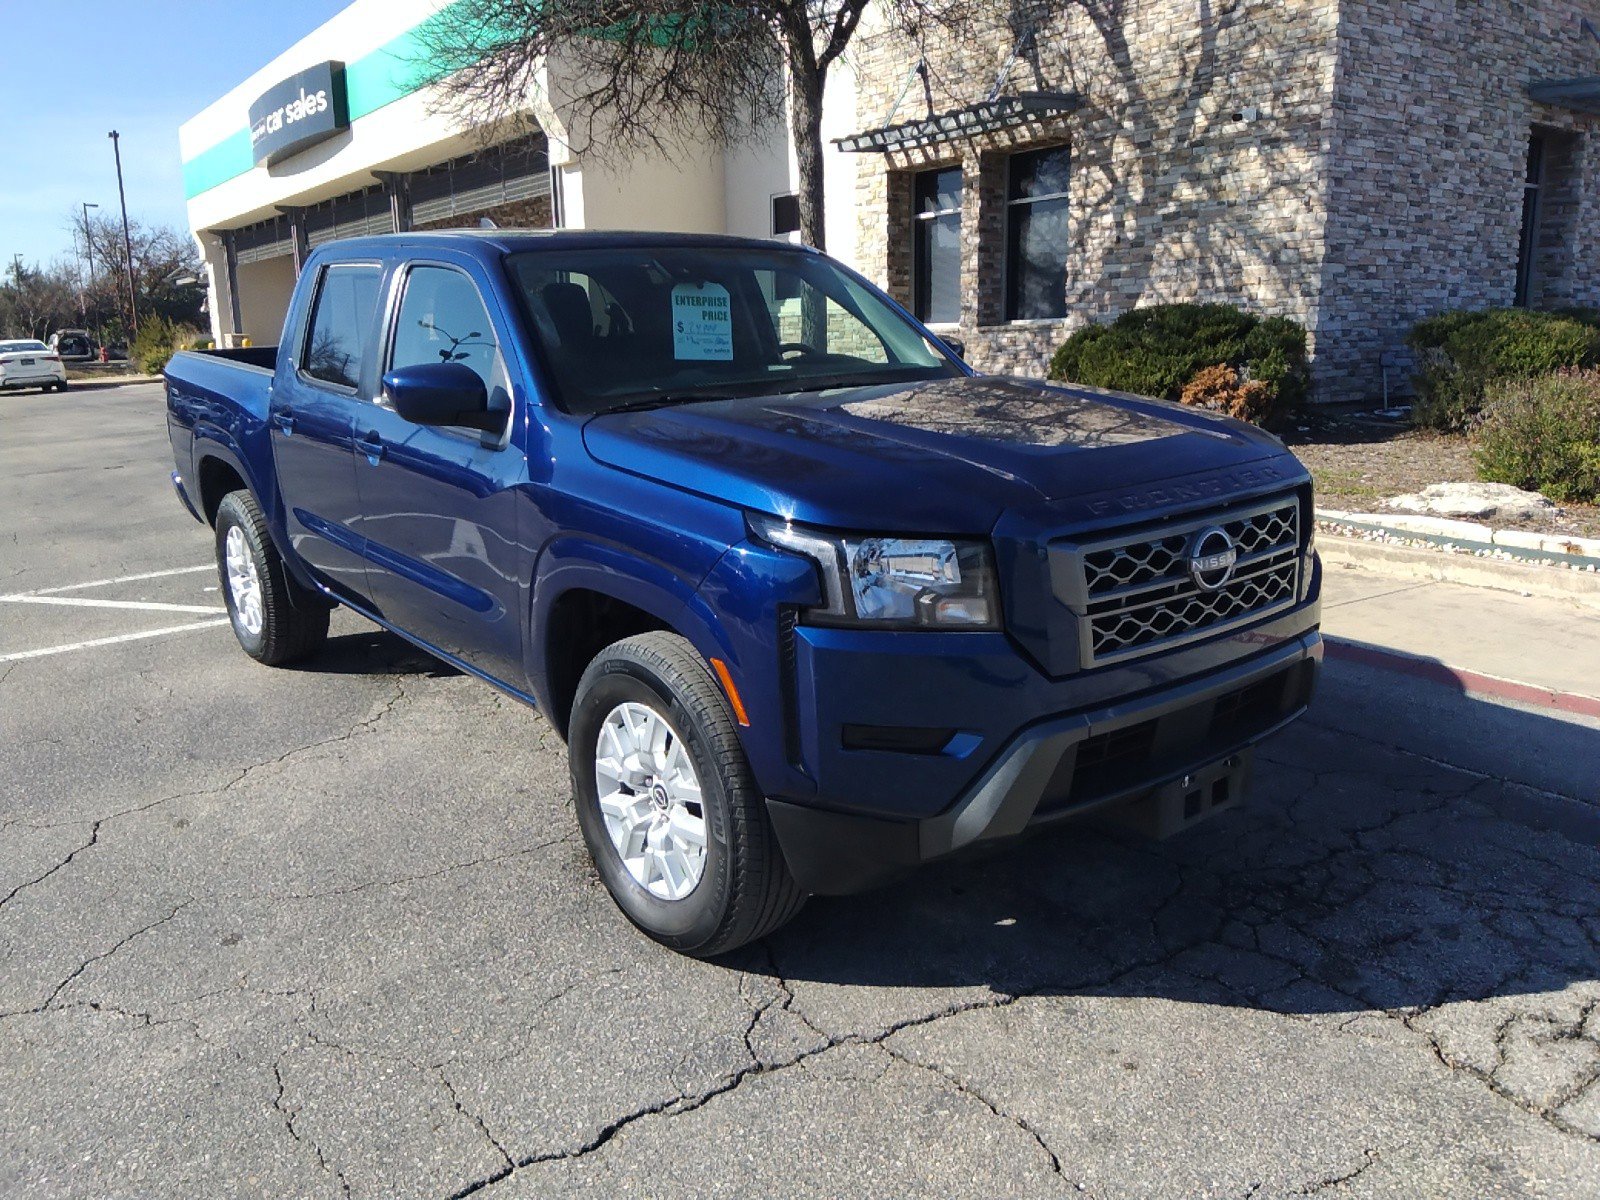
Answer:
[252,87,330,144]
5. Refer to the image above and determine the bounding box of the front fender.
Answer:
[526,532,811,780]
[528,533,732,694]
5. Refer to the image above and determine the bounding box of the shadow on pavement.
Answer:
[752,672,1600,1018]
[294,628,463,679]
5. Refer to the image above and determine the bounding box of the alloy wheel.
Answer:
[224,525,264,636]
[594,701,708,900]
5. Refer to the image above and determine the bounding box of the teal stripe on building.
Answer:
[182,19,442,200]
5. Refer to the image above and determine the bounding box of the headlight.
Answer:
[750,515,999,629]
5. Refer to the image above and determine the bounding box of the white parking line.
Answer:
[0,596,225,615]
[6,564,213,598]
[0,619,233,664]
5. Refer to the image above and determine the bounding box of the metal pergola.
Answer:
[833,91,1084,155]
[1529,77,1600,116]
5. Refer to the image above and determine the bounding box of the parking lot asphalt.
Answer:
[3,383,1599,1199]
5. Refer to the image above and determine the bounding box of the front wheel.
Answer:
[569,632,805,956]
[214,489,330,665]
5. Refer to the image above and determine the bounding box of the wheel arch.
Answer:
[530,539,736,741]
[196,451,249,526]
[192,435,319,595]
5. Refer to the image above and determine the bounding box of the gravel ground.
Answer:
[1285,411,1600,538]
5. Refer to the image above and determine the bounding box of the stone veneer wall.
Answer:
[847,0,1600,403]
[1316,0,1600,401]
[850,0,1341,384]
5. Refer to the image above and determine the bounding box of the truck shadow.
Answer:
[291,628,463,679]
[754,668,1600,1018]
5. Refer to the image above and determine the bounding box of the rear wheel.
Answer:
[214,489,330,665]
[569,632,806,956]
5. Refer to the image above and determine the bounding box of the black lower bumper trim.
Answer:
[765,800,922,895]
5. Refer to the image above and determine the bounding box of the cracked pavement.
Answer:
[3,384,1599,1198]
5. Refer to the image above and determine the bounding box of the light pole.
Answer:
[80,201,100,281]
[108,131,138,335]
[80,202,101,335]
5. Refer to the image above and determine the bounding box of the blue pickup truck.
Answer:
[165,230,1322,955]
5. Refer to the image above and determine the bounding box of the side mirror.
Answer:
[381,361,499,432]
[942,337,966,362]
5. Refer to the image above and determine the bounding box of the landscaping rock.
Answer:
[1384,482,1558,522]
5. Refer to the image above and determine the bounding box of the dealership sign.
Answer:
[249,61,349,167]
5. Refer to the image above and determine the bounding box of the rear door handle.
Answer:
[271,411,295,435]
[358,432,385,465]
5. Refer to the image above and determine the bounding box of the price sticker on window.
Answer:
[671,282,733,361]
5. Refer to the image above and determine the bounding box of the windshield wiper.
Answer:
[595,385,773,415]
[770,369,947,397]
[595,394,717,416]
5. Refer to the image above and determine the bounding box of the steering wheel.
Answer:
[777,341,820,359]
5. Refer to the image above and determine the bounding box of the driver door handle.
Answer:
[357,432,385,465]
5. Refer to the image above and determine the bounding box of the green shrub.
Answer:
[1047,303,1308,427]
[1408,308,1600,432]
[131,317,195,374]
[1473,370,1600,504]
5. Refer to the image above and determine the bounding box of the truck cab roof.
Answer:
[307,228,821,262]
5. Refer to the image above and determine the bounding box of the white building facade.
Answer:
[179,0,862,346]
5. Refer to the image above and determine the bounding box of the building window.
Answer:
[772,194,800,237]
[1005,145,1071,321]
[1515,132,1545,308]
[912,167,962,324]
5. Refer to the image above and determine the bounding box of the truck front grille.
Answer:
[1054,496,1303,668]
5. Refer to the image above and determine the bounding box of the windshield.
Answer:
[506,246,960,415]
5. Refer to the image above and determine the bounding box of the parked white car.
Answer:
[0,340,69,393]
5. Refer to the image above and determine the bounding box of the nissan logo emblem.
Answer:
[1188,527,1238,592]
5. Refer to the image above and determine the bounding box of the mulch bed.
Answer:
[1283,408,1600,540]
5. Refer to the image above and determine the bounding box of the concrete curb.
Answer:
[1320,508,1600,560]
[64,375,162,391]
[1316,534,1600,607]
[1315,507,1600,608]
[1325,638,1600,720]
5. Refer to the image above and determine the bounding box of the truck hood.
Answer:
[582,375,1291,533]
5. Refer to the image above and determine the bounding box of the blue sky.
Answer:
[0,0,352,270]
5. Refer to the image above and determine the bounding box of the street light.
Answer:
[80,201,100,281]
[108,131,138,335]
[80,202,102,340]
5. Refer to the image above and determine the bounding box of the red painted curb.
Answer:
[1325,638,1600,721]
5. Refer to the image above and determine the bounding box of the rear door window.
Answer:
[302,263,382,389]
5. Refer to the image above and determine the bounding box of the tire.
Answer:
[569,632,806,957]
[55,380,69,392]
[214,489,330,666]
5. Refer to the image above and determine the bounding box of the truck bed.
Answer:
[164,347,281,524]
[194,345,279,371]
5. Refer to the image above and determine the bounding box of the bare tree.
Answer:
[415,0,993,251]
[69,211,206,334]
[0,262,75,341]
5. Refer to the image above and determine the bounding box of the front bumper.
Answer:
[767,629,1321,894]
